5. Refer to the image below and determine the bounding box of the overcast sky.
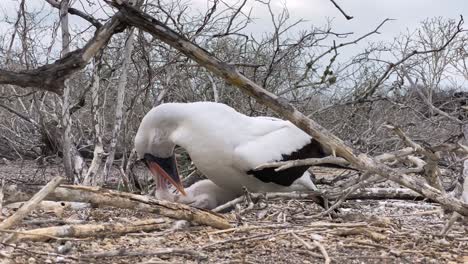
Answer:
[1,0,466,64]
[2,0,465,37]
[196,0,466,69]
[249,0,466,38]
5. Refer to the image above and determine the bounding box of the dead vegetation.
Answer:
[0,165,466,263]
[0,0,467,263]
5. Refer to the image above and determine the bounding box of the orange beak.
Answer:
[144,154,186,196]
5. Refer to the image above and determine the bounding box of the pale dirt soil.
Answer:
[0,161,467,264]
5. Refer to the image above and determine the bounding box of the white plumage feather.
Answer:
[135,102,320,195]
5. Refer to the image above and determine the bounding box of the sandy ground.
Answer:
[0,161,467,264]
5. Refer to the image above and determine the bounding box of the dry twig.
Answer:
[254,156,351,171]
[329,0,353,20]
[383,123,444,191]
[0,176,63,230]
[291,232,324,259]
[212,191,325,213]
[80,247,207,260]
[313,239,331,264]
[318,173,380,216]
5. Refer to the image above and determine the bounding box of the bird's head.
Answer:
[134,105,186,196]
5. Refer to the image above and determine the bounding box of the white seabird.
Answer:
[134,102,335,208]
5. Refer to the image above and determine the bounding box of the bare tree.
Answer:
[0,0,467,219]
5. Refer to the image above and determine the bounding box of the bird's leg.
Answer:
[241,186,255,213]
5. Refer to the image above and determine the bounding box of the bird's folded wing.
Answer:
[233,120,312,170]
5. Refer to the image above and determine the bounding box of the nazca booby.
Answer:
[135,102,334,207]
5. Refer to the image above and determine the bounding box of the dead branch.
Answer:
[44,0,103,28]
[255,148,420,181]
[0,176,63,230]
[402,68,463,125]
[212,186,428,213]
[212,196,244,213]
[291,232,324,260]
[254,156,350,171]
[440,212,461,236]
[209,222,368,236]
[212,191,326,213]
[293,19,392,89]
[5,201,90,210]
[201,227,337,251]
[375,147,415,162]
[384,123,444,191]
[332,228,386,242]
[0,103,40,128]
[80,247,207,260]
[23,218,86,226]
[344,187,422,200]
[405,156,426,173]
[313,239,331,264]
[5,218,166,242]
[0,13,125,94]
[329,0,353,20]
[358,16,464,99]
[4,184,231,229]
[0,242,79,261]
[441,158,468,235]
[319,173,380,216]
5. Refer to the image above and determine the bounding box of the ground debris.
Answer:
[0,164,466,263]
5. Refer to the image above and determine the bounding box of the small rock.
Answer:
[310,234,323,241]
[56,241,73,254]
[170,220,190,231]
[435,238,450,246]
[27,257,35,264]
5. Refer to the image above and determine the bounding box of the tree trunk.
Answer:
[59,0,73,181]
[83,58,105,185]
[102,28,135,181]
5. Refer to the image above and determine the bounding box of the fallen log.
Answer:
[3,184,231,229]
[5,218,166,242]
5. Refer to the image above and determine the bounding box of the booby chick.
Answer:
[135,102,335,208]
[156,179,238,210]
